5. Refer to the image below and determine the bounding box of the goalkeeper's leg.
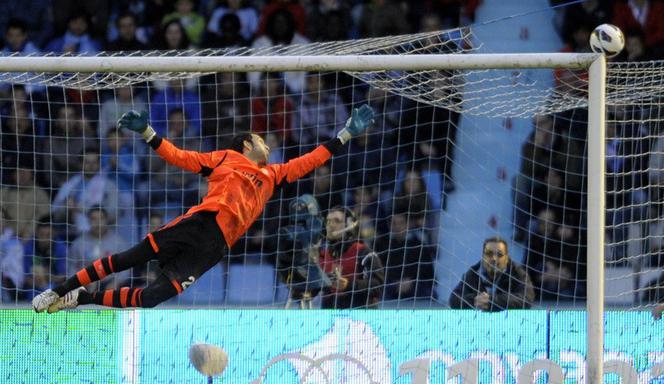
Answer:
[33,239,156,312]
[47,273,178,313]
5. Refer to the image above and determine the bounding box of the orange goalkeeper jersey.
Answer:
[152,138,333,246]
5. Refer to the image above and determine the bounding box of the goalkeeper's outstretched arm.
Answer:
[117,110,221,173]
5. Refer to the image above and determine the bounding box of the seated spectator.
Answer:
[312,164,342,213]
[617,28,656,61]
[249,8,310,93]
[205,13,248,48]
[149,79,201,135]
[23,217,67,299]
[559,0,612,48]
[394,169,429,221]
[140,108,204,218]
[513,115,557,243]
[162,0,206,47]
[105,12,148,51]
[524,208,586,301]
[51,149,120,238]
[68,206,130,290]
[102,127,141,242]
[45,10,101,55]
[306,0,352,42]
[0,1,53,48]
[376,211,437,301]
[206,0,258,43]
[257,0,307,37]
[292,73,349,154]
[355,0,410,38]
[39,105,98,189]
[449,237,534,311]
[98,86,147,138]
[319,206,384,308]
[201,71,251,146]
[150,19,192,50]
[0,101,38,184]
[0,207,24,302]
[0,166,50,240]
[250,73,295,148]
[612,0,664,59]
[1,20,43,95]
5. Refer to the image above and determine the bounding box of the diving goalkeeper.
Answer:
[33,105,375,313]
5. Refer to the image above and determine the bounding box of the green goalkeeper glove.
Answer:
[117,110,156,142]
[337,104,375,144]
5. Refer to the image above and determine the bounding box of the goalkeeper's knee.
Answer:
[140,281,179,308]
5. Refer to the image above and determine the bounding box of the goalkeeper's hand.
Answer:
[337,104,375,144]
[117,110,156,142]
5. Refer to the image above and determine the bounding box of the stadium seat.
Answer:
[225,263,276,306]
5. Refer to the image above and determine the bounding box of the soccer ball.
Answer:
[189,343,228,378]
[589,24,625,58]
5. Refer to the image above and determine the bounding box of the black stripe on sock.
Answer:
[85,265,100,282]
[101,256,113,274]
[112,290,122,307]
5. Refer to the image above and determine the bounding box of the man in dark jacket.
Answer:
[449,237,534,311]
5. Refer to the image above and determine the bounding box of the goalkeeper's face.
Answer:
[246,134,270,165]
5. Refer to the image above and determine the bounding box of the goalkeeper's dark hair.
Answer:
[228,132,255,153]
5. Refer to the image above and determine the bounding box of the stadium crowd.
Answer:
[1,0,664,308]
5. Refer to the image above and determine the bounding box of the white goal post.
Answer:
[0,51,607,383]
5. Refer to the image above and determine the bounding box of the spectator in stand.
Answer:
[400,100,459,196]
[513,115,557,243]
[524,208,585,301]
[205,13,249,48]
[0,166,50,241]
[149,79,201,135]
[0,101,38,185]
[51,149,121,238]
[23,216,67,300]
[163,0,206,47]
[612,0,664,59]
[257,0,307,37]
[102,128,141,242]
[250,72,296,148]
[0,1,53,48]
[2,18,41,55]
[98,86,148,139]
[249,9,310,93]
[201,72,251,146]
[355,0,410,38]
[392,169,436,242]
[319,206,384,308]
[351,184,388,245]
[449,237,534,311]
[45,10,102,55]
[306,0,352,42]
[150,19,192,50]
[0,207,24,302]
[312,164,342,213]
[376,211,437,301]
[52,0,109,39]
[617,28,656,61]
[140,108,205,218]
[40,105,98,190]
[105,12,148,51]
[292,73,349,155]
[68,206,130,290]
[1,20,44,95]
[558,0,612,47]
[207,0,258,43]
